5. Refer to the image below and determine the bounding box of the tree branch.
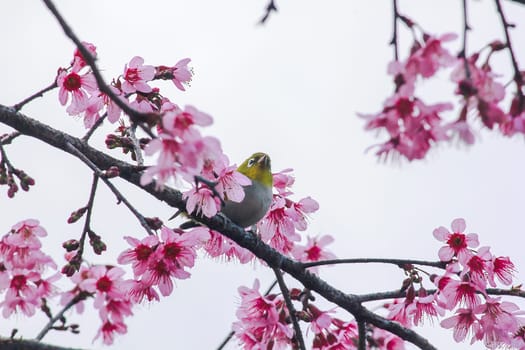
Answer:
[302,258,447,270]
[0,104,437,349]
[0,337,86,350]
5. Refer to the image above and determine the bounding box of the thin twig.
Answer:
[259,0,278,24]
[12,81,58,112]
[65,142,155,236]
[35,292,90,341]
[494,0,524,107]
[460,0,472,80]
[390,0,399,61]
[273,268,306,350]
[302,258,447,270]
[81,112,107,142]
[76,174,99,259]
[356,287,525,303]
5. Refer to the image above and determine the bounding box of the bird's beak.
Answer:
[258,154,270,168]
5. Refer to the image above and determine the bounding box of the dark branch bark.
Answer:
[0,104,437,349]
[0,338,86,350]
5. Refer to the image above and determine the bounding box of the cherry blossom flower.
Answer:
[451,54,508,133]
[117,235,159,277]
[7,219,47,250]
[461,246,492,289]
[183,186,222,218]
[94,319,127,345]
[489,256,515,287]
[307,305,334,334]
[441,308,481,343]
[127,280,160,303]
[202,228,254,263]
[360,94,452,161]
[408,291,445,326]
[273,168,295,196]
[79,265,126,308]
[433,218,479,264]
[82,94,104,129]
[162,105,213,136]
[386,297,414,327]
[103,85,126,123]
[57,69,98,115]
[121,56,155,94]
[71,41,97,72]
[474,297,523,348]
[258,196,301,254]
[292,235,336,273]
[441,278,484,310]
[405,33,457,78]
[171,58,192,91]
[139,227,209,297]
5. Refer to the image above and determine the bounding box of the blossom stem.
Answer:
[460,0,472,80]
[356,287,525,303]
[65,142,155,236]
[11,81,57,112]
[302,258,447,269]
[75,173,98,260]
[35,291,90,341]
[494,0,524,108]
[390,0,400,61]
[81,112,107,142]
[273,268,306,350]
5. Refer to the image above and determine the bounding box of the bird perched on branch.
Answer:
[221,152,273,227]
[178,152,273,228]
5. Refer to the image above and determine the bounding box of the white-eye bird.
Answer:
[221,152,273,227]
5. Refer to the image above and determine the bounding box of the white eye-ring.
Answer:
[247,158,256,167]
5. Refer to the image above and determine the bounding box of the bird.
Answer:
[177,152,273,228]
[221,152,273,227]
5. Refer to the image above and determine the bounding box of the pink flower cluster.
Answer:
[233,279,294,349]
[385,218,524,349]
[257,169,320,255]
[64,265,132,345]
[360,33,456,161]
[118,226,209,301]
[192,169,326,264]
[233,280,406,350]
[56,42,193,129]
[362,24,525,161]
[0,219,59,318]
[140,103,225,189]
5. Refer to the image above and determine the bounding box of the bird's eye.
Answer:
[247,158,256,167]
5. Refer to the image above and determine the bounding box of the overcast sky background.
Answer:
[2,1,525,349]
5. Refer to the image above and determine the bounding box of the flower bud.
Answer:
[67,207,88,224]
[62,239,80,252]
[104,166,120,178]
[145,217,163,230]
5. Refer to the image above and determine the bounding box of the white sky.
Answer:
[1,0,525,349]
